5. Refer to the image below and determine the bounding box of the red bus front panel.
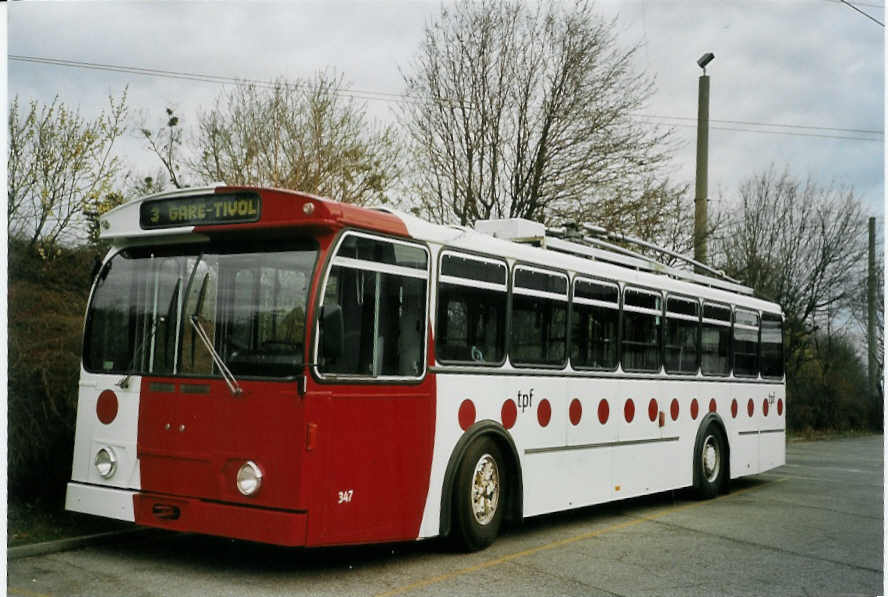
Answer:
[137,377,305,510]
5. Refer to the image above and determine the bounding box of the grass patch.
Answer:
[787,429,882,443]
[8,499,134,547]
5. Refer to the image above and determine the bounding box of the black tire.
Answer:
[452,436,506,551]
[693,423,726,499]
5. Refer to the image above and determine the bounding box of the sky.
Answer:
[6,0,886,221]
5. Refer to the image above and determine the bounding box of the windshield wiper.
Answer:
[189,314,243,396]
[181,256,241,395]
[117,321,159,389]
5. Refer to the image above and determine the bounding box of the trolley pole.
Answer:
[694,53,714,270]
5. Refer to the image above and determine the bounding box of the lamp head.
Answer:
[697,52,715,74]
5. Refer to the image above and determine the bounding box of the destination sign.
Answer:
[140,192,261,229]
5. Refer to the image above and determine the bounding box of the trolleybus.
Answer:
[66,185,785,550]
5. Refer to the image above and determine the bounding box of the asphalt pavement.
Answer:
[7,435,884,597]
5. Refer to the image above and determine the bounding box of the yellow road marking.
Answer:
[374,478,786,597]
[8,588,52,597]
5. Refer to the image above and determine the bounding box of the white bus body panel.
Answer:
[419,372,785,536]
[67,370,142,519]
[65,483,136,522]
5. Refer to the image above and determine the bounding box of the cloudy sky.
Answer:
[7,0,885,219]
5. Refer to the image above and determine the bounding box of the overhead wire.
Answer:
[823,0,884,9]
[10,54,884,142]
[9,54,424,106]
[635,119,882,142]
[835,0,885,25]
[635,114,882,136]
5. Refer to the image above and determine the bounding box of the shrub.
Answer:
[786,333,872,432]
[7,240,101,505]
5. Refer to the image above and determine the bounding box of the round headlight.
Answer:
[236,461,263,496]
[95,447,117,479]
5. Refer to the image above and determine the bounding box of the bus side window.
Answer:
[621,288,662,372]
[510,267,568,367]
[570,278,619,370]
[760,313,784,379]
[379,273,426,376]
[664,296,700,374]
[320,266,374,374]
[733,309,760,377]
[318,234,428,379]
[701,302,731,376]
[436,253,507,365]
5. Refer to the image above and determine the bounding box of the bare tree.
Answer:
[716,167,868,370]
[8,91,128,252]
[191,73,401,206]
[399,0,681,232]
[141,107,186,189]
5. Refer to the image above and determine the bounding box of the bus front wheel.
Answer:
[452,436,506,551]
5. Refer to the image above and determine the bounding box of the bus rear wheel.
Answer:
[693,423,726,499]
[452,436,505,551]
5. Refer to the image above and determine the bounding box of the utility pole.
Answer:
[867,216,877,404]
[694,52,714,269]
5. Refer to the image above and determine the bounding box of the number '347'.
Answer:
[338,490,354,504]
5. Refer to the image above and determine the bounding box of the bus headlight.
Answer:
[236,461,263,496]
[95,447,117,479]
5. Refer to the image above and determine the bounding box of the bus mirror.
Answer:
[320,304,344,363]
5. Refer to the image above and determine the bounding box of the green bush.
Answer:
[7,240,101,506]
[786,334,873,432]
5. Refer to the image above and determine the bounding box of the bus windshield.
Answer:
[84,239,317,379]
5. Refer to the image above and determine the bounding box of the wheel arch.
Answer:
[693,412,731,492]
[439,420,523,538]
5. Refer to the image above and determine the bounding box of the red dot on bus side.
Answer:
[501,399,517,429]
[777,399,784,416]
[731,399,738,418]
[762,399,770,416]
[670,399,679,421]
[648,398,658,422]
[690,399,699,420]
[598,399,610,424]
[624,399,635,423]
[96,390,118,425]
[709,399,717,413]
[458,399,476,431]
[569,398,582,426]
[748,399,755,417]
[538,399,552,427]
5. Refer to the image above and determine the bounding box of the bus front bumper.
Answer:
[66,482,308,546]
[133,491,308,546]
[66,482,136,521]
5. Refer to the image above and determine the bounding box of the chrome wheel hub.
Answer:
[471,453,500,525]
[702,435,720,483]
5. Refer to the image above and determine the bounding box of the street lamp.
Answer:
[694,52,714,269]
[697,52,715,74]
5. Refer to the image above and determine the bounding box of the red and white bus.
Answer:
[66,185,785,550]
